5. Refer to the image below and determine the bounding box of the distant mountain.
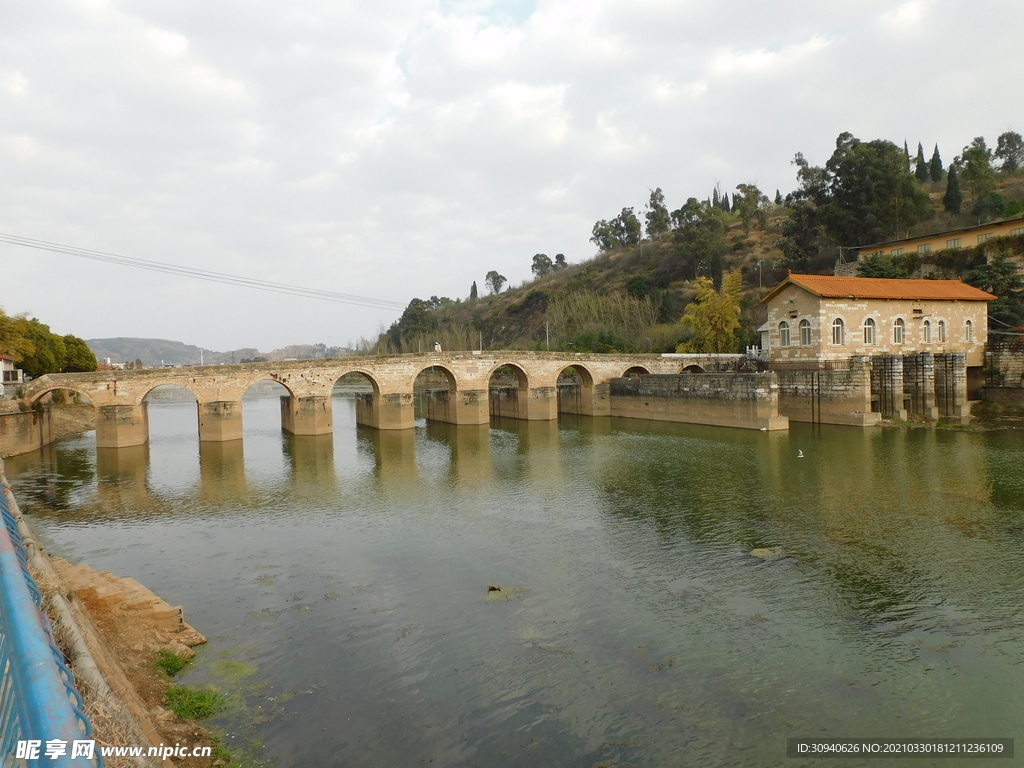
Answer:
[86,338,353,367]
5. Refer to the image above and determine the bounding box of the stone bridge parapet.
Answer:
[25,352,744,447]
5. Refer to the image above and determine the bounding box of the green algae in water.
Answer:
[211,660,258,680]
[484,584,528,602]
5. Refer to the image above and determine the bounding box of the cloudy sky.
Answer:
[1,0,1021,353]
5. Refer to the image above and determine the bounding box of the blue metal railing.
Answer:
[0,482,101,768]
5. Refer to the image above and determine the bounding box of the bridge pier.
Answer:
[96,404,149,448]
[281,395,333,436]
[198,400,244,442]
[357,392,414,429]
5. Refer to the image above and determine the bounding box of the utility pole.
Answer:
[200,347,204,365]
[545,320,550,351]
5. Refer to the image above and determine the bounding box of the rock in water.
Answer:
[750,547,787,559]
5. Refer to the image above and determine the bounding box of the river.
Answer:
[5,393,1024,767]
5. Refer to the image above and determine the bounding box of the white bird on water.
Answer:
[797,450,804,458]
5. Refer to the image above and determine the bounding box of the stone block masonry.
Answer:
[610,373,789,431]
[776,356,881,426]
[0,408,55,457]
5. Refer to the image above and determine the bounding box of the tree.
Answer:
[903,140,911,172]
[133,358,144,370]
[554,253,567,270]
[485,270,507,295]
[965,253,1024,329]
[531,253,553,278]
[995,130,1024,173]
[591,207,642,251]
[17,319,66,377]
[733,183,769,231]
[644,188,671,239]
[62,335,97,372]
[930,144,943,182]
[671,198,729,285]
[856,254,910,279]
[960,137,997,207]
[677,271,743,353]
[774,189,783,205]
[387,298,437,347]
[943,164,963,213]
[915,142,929,182]
[800,132,930,246]
[470,281,478,301]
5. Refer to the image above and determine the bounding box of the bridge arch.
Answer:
[556,364,595,416]
[332,369,383,430]
[413,364,460,425]
[621,365,651,379]
[26,382,95,407]
[681,364,705,373]
[487,362,532,421]
[139,381,202,404]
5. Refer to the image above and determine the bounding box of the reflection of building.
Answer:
[761,274,994,367]
[1,355,24,397]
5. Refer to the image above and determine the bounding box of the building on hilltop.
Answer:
[760,273,995,367]
[836,217,1024,276]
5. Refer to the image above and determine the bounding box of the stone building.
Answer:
[1,355,24,398]
[760,274,994,367]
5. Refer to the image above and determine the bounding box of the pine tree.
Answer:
[904,140,911,172]
[470,281,478,301]
[930,144,943,182]
[943,165,962,214]
[915,142,929,182]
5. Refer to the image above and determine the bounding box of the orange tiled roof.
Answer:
[761,274,997,303]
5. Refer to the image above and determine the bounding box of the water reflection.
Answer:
[199,440,247,501]
[4,398,1024,767]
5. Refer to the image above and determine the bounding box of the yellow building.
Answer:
[848,217,1024,264]
[760,274,995,367]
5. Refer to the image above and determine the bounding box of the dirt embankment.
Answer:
[51,404,97,439]
[35,554,224,768]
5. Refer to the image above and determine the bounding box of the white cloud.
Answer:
[1,0,1022,351]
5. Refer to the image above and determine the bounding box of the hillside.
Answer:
[372,132,1024,355]
[87,338,352,367]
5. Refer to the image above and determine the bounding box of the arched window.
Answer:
[831,318,844,345]
[923,320,931,343]
[799,319,811,346]
[938,320,946,342]
[965,319,974,342]
[894,318,905,345]
[863,317,876,345]
[779,321,791,347]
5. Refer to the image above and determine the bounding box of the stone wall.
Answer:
[609,374,788,431]
[985,341,1024,387]
[776,358,880,426]
[0,408,55,457]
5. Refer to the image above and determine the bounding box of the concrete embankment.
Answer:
[0,404,96,457]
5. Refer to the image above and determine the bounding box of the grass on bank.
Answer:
[165,686,224,720]
[154,649,191,676]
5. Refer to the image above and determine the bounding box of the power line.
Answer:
[0,232,408,311]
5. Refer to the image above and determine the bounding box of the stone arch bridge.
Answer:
[25,351,743,448]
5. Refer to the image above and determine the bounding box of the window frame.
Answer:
[937,319,946,343]
[779,321,791,347]
[965,319,974,342]
[863,317,876,345]
[831,317,845,346]
[923,320,931,343]
[799,319,811,346]
[893,317,905,345]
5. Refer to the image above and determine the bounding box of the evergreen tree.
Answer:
[470,281,478,301]
[554,253,567,269]
[774,189,783,205]
[915,142,929,182]
[904,140,911,172]
[712,188,720,208]
[677,271,743,353]
[944,164,963,213]
[485,271,507,295]
[531,253,553,278]
[961,137,997,205]
[930,144,943,182]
